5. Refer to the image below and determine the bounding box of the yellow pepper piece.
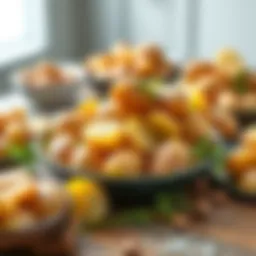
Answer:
[189,89,208,112]
[215,48,245,75]
[147,111,179,137]
[66,178,108,223]
[77,98,99,119]
[84,121,124,150]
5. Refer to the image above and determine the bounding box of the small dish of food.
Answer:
[0,108,33,167]
[14,61,84,110]
[181,48,256,127]
[0,169,72,254]
[212,125,256,201]
[38,79,218,195]
[84,43,179,95]
[225,125,256,200]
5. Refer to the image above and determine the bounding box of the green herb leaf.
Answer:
[233,70,249,94]
[212,143,229,179]
[192,137,215,161]
[108,208,153,226]
[138,78,163,99]
[7,143,35,166]
[155,193,174,217]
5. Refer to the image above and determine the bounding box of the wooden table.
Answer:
[82,201,255,256]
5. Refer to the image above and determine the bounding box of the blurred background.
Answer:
[1,0,256,93]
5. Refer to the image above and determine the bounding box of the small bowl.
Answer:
[13,63,85,111]
[0,180,73,253]
[211,142,256,202]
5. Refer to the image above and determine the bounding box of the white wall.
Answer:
[125,0,191,61]
[81,0,122,55]
[81,0,193,61]
[197,0,256,66]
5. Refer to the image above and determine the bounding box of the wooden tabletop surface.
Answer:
[83,201,255,256]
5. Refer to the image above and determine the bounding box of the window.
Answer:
[0,0,47,65]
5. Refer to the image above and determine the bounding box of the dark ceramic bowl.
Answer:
[234,109,256,128]
[13,63,85,112]
[212,171,256,203]
[37,133,211,203]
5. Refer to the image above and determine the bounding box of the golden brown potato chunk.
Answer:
[161,89,191,119]
[103,150,142,177]
[135,44,165,65]
[240,93,256,111]
[147,110,180,138]
[227,148,256,177]
[182,114,213,143]
[95,100,123,120]
[111,81,152,114]
[217,90,240,112]
[70,145,105,170]
[84,120,124,151]
[124,117,155,153]
[210,110,238,140]
[195,74,227,105]
[54,112,84,137]
[112,42,133,66]
[71,146,92,170]
[184,61,216,83]
[47,133,75,165]
[241,126,256,150]
[151,140,192,175]
[4,122,31,145]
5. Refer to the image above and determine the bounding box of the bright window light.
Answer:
[0,0,25,42]
[0,0,47,65]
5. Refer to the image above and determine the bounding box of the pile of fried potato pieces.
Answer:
[181,48,256,114]
[227,126,256,194]
[45,79,221,178]
[21,61,75,88]
[85,43,173,80]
